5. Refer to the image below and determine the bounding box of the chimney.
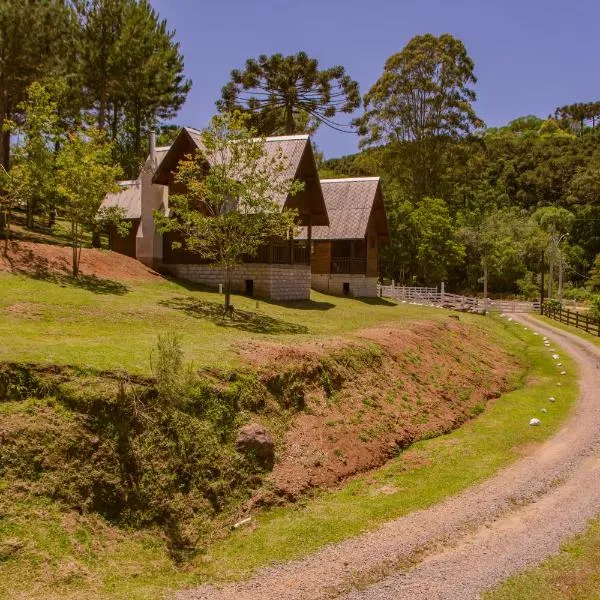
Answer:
[149,131,156,168]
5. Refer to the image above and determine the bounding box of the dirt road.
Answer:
[177,315,600,600]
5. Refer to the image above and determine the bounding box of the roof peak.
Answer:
[184,127,309,144]
[320,177,380,183]
[264,134,310,142]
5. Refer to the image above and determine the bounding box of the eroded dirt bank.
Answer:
[175,315,600,600]
[238,320,517,505]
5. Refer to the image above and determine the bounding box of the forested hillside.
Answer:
[322,35,600,297]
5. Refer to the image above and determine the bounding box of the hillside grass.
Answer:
[1,270,474,373]
[0,316,579,600]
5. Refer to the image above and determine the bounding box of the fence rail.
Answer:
[379,285,539,313]
[541,304,600,336]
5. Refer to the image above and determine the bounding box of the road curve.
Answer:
[177,315,600,600]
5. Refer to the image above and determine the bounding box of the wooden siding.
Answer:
[108,219,139,257]
[311,240,332,274]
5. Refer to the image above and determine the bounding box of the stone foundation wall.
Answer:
[163,263,311,301]
[311,273,378,297]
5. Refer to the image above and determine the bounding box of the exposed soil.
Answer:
[0,240,160,282]
[175,316,600,600]
[238,319,518,505]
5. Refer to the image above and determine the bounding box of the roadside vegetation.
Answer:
[485,517,600,599]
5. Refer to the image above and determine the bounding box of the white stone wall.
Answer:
[311,273,378,297]
[163,263,311,301]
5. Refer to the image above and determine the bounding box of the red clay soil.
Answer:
[240,320,520,506]
[0,240,160,282]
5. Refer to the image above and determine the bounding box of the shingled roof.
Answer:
[298,177,387,240]
[100,147,170,219]
[100,180,141,219]
[152,128,328,226]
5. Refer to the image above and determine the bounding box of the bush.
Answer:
[516,271,539,301]
[544,298,562,311]
[562,284,590,302]
[590,295,600,320]
[0,336,267,560]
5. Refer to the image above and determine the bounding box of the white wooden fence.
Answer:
[379,284,540,313]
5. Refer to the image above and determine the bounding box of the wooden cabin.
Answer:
[299,177,388,297]
[102,128,329,301]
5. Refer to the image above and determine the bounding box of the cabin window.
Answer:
[343,282,350,296]
[245,279,254,296]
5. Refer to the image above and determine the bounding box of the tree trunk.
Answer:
[72,221,79,278]
[2,209,10,256]
[558,253,564,302]
[26,199,34,229]
[483,264,489,315]
[224,266,231,312]
[285,104,294,135]
[0,128,9,171]
[548,256,554,298]
[92,226,101,248]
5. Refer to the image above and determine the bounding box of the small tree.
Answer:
[156,112,302,311]
[56,123,123,277]
[4,82,60,228]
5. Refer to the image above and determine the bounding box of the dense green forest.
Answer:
[319,34,600,298]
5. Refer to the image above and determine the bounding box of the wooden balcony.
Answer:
[331,256,367,274]
[245,241,310,265]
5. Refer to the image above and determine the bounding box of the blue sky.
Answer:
[152,0,600,159]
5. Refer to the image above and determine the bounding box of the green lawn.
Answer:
[0,315,579,600]
[1,270,474,374]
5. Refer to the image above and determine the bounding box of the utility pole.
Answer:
[540,249,545,311]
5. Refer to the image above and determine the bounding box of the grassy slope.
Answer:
[0,316,579,600]
[1,271,474,373]
[485,318,600,600]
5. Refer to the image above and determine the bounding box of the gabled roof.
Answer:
[100,147,170,219]
[298,177,388,240]
[152,128,328,225]
[100,180,142,219]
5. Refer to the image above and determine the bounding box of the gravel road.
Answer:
[176,315,600,600]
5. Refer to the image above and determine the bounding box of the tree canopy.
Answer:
[217,52,360,135]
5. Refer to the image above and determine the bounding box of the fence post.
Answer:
[440,281,445,305]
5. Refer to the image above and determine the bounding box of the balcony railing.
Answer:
[331,257,367,274]
[245,241,309,265]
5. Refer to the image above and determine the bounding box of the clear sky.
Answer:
[152,0,600,159]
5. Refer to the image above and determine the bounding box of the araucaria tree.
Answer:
[56,123,123,277]
[217,52,360,135]
[156,113,302,311]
